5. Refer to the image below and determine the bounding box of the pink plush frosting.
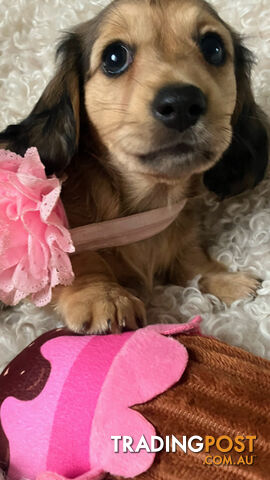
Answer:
[0,147,74,306]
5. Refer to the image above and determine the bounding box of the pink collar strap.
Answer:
[70,200,186,252]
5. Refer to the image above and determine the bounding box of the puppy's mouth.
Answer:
[135,138,215,179]
[139,143,194,163]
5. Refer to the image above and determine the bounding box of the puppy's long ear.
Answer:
[0,34,82,175]
[204,34,269,198]
[0,15,101,175]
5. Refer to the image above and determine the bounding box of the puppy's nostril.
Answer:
[189,104,204,117]
[157,104,175,117]
[152,85,207,132]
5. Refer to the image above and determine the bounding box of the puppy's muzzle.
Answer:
[152,84,207,132]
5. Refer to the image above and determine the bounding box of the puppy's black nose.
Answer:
[152,85,207,132]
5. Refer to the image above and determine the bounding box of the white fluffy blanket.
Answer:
[0,0,270,373]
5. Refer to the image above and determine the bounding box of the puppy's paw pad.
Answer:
[59,282,146,334]
[200,272,260,306]
[224,273,260,302]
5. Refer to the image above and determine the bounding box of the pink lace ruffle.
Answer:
[0,147,75,306]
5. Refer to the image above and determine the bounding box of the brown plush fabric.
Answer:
[109,335,270,480]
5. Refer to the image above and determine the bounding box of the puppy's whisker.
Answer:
[91,99,130,108]
[110,132,145,151]
[232,131,252,149]
[129,76,152,90]
[89,108,130,115]
[97,121,141,140]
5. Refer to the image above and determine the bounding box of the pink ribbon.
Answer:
[71,200,186,252]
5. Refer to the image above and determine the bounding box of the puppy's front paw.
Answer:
[199,272,260,305]
[57,281,146,334]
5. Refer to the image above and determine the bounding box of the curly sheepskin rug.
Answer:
[0,0,270,374]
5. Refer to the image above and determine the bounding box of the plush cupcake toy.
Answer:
[0,318,201,480]
[1,316,270,480]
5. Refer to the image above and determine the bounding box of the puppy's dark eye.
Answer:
[199,33,225,66]
[102,42,133,76]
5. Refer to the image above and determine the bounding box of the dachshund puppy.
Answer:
[0,0,268,333]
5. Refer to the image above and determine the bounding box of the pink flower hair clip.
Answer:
[0,148,186,307]
[0,148,75,307]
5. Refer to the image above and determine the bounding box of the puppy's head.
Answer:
[85,0,238,183]
[1,0,268,195]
